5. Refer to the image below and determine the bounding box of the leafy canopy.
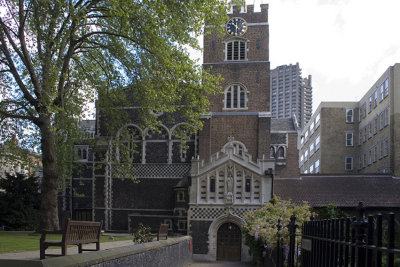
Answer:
[243,195,311,248]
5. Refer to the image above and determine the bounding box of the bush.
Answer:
[243,195,311,265]
[132,223,153,243]
[0,173,41,230]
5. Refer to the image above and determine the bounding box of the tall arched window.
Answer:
[277,147,285,158]
[270,147,275,158]
[225,39,247,61]
[224,84,247,109]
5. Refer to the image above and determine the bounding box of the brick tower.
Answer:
[188,4,274,262]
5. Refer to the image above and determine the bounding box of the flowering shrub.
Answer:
[132,223,153,243]
[243,195,311,264]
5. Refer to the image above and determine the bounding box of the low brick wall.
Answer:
[1,236,192,267]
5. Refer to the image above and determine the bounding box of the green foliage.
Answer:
[0,232,132,253]
[132,223,153,243]
[243,196,311,264]
[0,173,41,230]
[317,203,345,219]
[0,0,233,229]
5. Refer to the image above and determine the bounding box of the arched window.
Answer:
[270,147,275,158]
[224,84,247,109]
[277,147,285,158]
[225,39,247,61]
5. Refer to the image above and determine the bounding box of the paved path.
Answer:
[0,239,134,260]
[0,235,253,266]
[186,261,253,266]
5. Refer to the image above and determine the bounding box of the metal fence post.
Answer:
[353,201,368,267]
[288,214,298,267]
[277,219,282,267]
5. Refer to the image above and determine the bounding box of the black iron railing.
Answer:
[295,202,400,267]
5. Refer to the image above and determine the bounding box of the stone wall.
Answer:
[0,237,192,267]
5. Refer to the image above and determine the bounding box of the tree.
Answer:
[0,173,41,230]
[243,196,311,264]
[0,0,236,230]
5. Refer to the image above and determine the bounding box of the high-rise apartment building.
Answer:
[299,63,400,176]
[270,63,312,129]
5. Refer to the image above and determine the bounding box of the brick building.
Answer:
[299,63,400,175]
[188,4,275,261]
[64,3,301,263]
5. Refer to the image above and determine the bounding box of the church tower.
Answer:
[199,4,271,161]
[188,4,274,262]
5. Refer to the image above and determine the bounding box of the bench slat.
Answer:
[40,219,103,259]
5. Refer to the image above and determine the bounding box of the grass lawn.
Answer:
[0,232,132,254]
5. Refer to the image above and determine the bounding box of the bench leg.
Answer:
[96,242,100,251]
[40,244,45,259]
[78,243,83,253]
[62,244,67,256]
[40,235,46,259]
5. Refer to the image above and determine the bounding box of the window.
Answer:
[310,142,315,155]
[209,177,216,193]
[383,137,389,157]
[315,113,320,128]
[380,84,384,101]
[305,150,309,161]
[368,96,372,113]
[363,127,367,142]
[373,145,377,162]
[346,131,353,146]
[226,40,247,61]
[315,135,320,151]
[176,191,185,202]
[75,145,89,161]
[345,156,353,171]
[380,139,384,159]
[346,108,354,123]
[359,131,362,146]
[368,150,372,165]
[277,147,285,158]
[373,90,378,107]
[384,108,389,126]
[270,147,275,158]
[363,153,367,168]
[225,84,246,109]
[245,178,251,192]
[304,130,309,141]
[300,154,304,164]
[374,116,378,134]
[309,164,314,174]
[314,159,320,173]
[310,121,315,134]
[359,154,362,170]
[384,78,389,97]
[368,122,372,138]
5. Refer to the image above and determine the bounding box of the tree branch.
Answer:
[17,0,41,98]
[0,109,38,123]
[0,29,38,108]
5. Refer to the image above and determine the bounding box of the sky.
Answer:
[255,0,400,112]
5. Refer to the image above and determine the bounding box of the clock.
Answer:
[226,17,247,36]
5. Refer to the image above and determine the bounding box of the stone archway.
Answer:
[207,213,245,261]
[217,222,241,261]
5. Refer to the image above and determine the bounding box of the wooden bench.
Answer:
[40,219,102,259]
[154,223,169,241]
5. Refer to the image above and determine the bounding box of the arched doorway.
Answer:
[217,222,241,261]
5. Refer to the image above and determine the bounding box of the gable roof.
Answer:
[274,175,400,208]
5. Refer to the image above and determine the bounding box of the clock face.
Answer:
[226,17,248,36]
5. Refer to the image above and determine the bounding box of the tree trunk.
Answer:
[39,114,60,230]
